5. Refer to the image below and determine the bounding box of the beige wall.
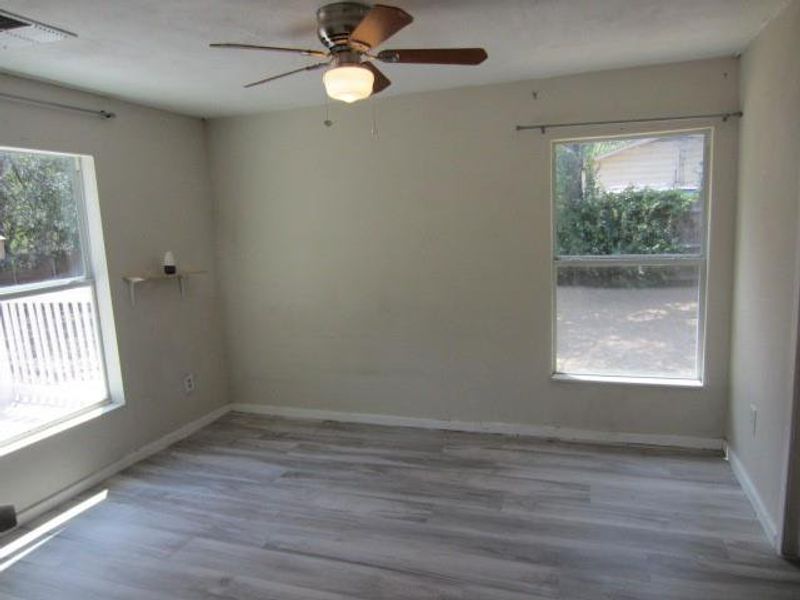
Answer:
[0,74,228,512]
[728,0,800,547]
[208,58,739,441]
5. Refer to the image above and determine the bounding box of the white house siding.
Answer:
[595,135,704,192]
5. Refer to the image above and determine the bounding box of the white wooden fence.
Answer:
[0,286,104,388]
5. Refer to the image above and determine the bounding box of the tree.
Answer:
[0,152,81,280]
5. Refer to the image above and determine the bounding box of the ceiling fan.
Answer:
[210,2,488,104]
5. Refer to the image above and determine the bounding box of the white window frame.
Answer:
[0,146,124,457]
[550,128,712,386]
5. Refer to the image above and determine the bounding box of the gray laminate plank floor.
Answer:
[2,412,799,599]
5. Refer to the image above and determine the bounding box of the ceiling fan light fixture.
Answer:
[323,64,374,103]
[211,3,487,99]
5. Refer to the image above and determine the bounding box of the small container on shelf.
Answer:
[163,251,177,275]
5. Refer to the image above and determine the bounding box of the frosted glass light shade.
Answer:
[323,65,374,103]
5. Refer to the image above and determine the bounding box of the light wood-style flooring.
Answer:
[2,412,800,599]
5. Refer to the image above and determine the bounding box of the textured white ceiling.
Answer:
[0,0,788,117]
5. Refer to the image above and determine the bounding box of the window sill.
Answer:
[0,399,124,459]
[551,373,704,389]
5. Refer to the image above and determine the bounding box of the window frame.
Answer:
[549,127,713,385]
[0,146,119,455]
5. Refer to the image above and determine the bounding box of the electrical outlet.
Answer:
[750,404,758,437]
[183,373,196,395]
[0,505,17,536]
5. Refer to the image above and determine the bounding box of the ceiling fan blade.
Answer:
[210,43,328,59]
[376,48,488,65]
[362,62,391,94]
[244,62,328,89]
[349,5,413,51]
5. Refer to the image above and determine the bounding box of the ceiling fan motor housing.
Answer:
[317,2,371,53]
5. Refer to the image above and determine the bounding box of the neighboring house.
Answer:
[594,135,705,192]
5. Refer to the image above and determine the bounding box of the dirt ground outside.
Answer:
[556,284,700,379]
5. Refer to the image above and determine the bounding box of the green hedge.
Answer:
[556,188,699,287]
[556,188,698,256]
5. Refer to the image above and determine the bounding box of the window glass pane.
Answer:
[0,149,85,288]
[0,285,108,445]
[555,265,700,379]
[554,133,706,256]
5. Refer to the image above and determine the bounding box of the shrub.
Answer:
[556,187,698,256]
[556,187,699,287]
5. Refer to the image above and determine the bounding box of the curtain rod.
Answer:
[515,111,742,133]
[0,91,115,119]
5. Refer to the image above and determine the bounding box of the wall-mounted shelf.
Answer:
[122,270,206,306]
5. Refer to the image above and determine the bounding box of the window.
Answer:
[552,130,710,383]
[0,147,112,447]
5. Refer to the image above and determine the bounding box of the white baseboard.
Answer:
[727,445,779,549]
[17,404,231,526]
[231,403,723,451]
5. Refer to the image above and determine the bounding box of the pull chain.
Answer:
[324,97,333,127]
[370,99,379,140]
